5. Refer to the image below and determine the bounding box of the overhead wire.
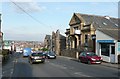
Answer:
[10,0,53,31]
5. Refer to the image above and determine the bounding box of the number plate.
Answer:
[36,60,41,62]
[96,62,101,63]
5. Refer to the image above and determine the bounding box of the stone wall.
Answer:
[61,48,79,58]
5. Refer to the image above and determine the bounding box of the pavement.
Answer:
[2,53,17,78]
[101,61,119,69]
[0,55,2,79]
[60,56,119,69]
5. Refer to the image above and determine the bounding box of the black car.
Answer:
[45,51,56,59]
[28,52,45,64]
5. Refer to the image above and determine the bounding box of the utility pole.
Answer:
[51,35,52,52]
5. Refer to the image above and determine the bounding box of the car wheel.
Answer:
[78,59,80,62]
[79,59,82,62]
[30,60,33,64]
[88,60,91,64]
[46,56,48,59]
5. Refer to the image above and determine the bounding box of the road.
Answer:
[9,53,119,78]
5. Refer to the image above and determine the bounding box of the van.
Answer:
[23,48,32,57]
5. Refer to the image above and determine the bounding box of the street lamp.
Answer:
[91,34,96,53]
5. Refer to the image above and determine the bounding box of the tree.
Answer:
[41,48,48,51]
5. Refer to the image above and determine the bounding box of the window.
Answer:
[80,52,84,56]
[74,27,78,30]
[115,24,118,27]
[103,22,107,25]
[101,43,110,56]
[85,35,88,43]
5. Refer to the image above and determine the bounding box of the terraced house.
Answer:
[44,30,66,55]
[44,35,51,51]
[66,13,120,63]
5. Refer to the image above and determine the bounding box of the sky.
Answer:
[0,0,119,42]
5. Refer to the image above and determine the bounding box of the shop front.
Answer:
[97,40,117,63]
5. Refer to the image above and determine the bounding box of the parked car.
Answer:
[78,52,102,64]
[45,51,56,59]
[28,52,45,64]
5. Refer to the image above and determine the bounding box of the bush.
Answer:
[118,54,120,64]
[2,49,10,61]
[41,48,48,51]
[2,49,9,56]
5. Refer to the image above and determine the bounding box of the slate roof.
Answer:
[59,34,66,40]
[73,13,120,40]
[45,35,51,40]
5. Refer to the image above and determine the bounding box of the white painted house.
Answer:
[96,29,119,63]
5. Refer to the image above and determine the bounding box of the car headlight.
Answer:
[100,57,103,60]
[48,54,50,56]
[91,58,96,61]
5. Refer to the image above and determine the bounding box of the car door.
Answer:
[79,52,85,62]
[82,53,87,62]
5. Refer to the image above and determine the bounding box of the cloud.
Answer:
[11,1,46,13]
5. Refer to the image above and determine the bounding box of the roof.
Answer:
[97,28,119,40]
[75,13,119,29]
[71,13,119,40]
[59,34,66,40]
[45,35,51,39]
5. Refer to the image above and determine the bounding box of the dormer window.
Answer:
[103,22,107,25]
[115,24,118,27]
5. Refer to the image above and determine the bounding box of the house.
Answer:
[52,31,56,52]
[44,35,51,50]
[3,40,13,51]
[55,30,66,55]
[44,30,66,55]
[66,13,119,63]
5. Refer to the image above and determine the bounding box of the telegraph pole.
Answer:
[51,35,52,52]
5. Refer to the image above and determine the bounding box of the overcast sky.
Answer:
[0,0,119,42]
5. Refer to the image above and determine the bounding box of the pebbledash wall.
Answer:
[96,30,119,63]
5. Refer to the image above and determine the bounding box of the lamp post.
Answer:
[91,34,96,53]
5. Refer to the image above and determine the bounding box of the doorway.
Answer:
[110,45,115,63]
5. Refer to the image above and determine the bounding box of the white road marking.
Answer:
[49,63,67,69]
[74,72,92,77]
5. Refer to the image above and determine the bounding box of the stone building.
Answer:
[44,35,51,50]
[55,30,66,55]
[65,13,119,63]
[44,30,66,55]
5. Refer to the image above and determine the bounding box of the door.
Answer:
[79,52,86,62]
[110,45,115,63]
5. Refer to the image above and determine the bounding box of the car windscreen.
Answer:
[49,52,55,55]
[32,53,43,56]
[86,52,97,56]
